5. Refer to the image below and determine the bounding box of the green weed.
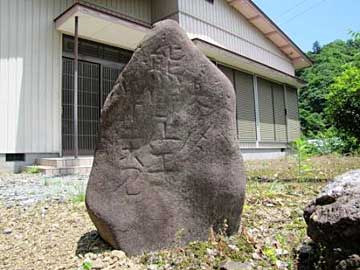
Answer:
[24,166,41,174]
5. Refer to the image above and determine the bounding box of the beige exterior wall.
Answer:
[177,0,295,76]
[0,0,151,154]
[0,0,300,158]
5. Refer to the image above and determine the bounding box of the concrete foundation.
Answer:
[0,148,291,174]
[0,153,59,173]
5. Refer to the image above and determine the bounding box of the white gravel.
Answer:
[0,173,88,206]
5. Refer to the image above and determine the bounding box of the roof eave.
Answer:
[227,0,312,70]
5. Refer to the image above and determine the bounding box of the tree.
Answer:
[326,59,360,147]
[297,37,360,137]
[312,41,321,54]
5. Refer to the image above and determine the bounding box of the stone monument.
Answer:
[86,20,246,256]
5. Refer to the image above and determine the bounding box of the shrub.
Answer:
[24,166,41,174]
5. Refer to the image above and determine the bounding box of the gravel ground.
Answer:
[0,173,88,207]
[0,173,146,270]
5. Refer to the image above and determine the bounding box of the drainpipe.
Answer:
[74,16,79,159]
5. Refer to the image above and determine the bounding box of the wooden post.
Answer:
[74,16,79,158]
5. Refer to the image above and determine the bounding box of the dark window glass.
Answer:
[6,153,25,162]
[62,35,132,64]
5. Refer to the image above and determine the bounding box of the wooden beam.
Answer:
[248,14,261,21]
[265,30,277,37]
[279,44,291,50]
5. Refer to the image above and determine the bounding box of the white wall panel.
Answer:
[178,0,295,75]
[0,0,72,153]
[0,0,151,154]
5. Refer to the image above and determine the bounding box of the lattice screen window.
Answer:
[257,78,288,143]
[272,83,287,142]
[258,78,276,142]
[218,65,256,142]
[234,71,256,142]
[286,86,300,142]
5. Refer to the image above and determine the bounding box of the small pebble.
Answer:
[3,228,12,234]
[111,250,126,259]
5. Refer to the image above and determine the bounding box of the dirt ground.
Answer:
[1,155,359,270]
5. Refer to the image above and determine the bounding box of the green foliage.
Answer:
[72,192,86,203]
[24,166,41,174]
[80,260,92,270]
[263,246,277,264]
[326,63,360,146]
[292,138,314,178]
[293,130,348,157]
[298,32,360,153]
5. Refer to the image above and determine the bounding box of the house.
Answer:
[0,0,311,173]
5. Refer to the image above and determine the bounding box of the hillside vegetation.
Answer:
[297,32,360,153]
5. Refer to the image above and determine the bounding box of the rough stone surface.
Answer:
[304,170,360,249]
[86,20,246,256]
[336,254,360,270]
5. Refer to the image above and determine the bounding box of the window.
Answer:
[63,35,132,64]
[218,65,256,142]
[286,86,300,142]
[257,78,287,142]
[6,153,25,162]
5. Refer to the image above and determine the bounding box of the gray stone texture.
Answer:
[304,170,360,249]
[86,20,246,255]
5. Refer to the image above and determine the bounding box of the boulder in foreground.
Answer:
[300,170,360,269]
[304,169,360,249]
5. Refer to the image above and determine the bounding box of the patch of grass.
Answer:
[140,232,255,270]
[72,192,86,203]
[24,166,41,174]
[80,259,92,270]
[246,154,360,182]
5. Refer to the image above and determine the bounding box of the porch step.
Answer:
[25,165,92,177]
[30,157,94,176]
[36,157,94,168]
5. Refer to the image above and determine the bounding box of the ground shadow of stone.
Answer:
[76,230,112,256]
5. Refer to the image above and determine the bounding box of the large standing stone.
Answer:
[86,20,246,256]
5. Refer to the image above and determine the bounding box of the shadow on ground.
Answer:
[76,230,112,256]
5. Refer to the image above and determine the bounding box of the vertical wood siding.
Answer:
[178,0,295,75]
[286,86,300,141]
